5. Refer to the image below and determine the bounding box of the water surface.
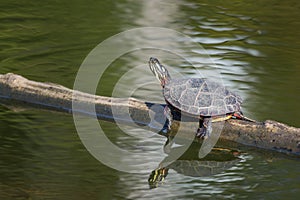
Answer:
[0,0,299,199]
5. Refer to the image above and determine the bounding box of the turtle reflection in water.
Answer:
[148,147,241,189]
[148,57,255,138]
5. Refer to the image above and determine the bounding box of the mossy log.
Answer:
[0,73,299,156]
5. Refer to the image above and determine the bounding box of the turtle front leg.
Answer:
[162,105,172,134]
[162,105,175,153]
[196,118,212,139]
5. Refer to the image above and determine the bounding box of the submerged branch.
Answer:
[0,73,299,156]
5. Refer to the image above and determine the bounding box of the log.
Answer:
[0,73,299,156]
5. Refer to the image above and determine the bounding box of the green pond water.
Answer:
[0,0,300,199]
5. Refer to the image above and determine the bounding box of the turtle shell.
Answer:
[163,78,242,117]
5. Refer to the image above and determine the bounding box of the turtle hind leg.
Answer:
[196,118,212,139]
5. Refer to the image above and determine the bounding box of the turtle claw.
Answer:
[161,128,168,134]
[160,127,170,137]
[196,127,209,139]
[161,119,171,135]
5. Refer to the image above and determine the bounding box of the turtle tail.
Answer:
[233,112,256,123]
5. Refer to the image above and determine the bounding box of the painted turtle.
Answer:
[148,57,254,138]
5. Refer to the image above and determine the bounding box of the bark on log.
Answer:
[0,73,299,156]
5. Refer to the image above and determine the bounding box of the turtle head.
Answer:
[149,57,171,87]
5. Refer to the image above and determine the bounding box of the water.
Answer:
[0,0,300,199]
